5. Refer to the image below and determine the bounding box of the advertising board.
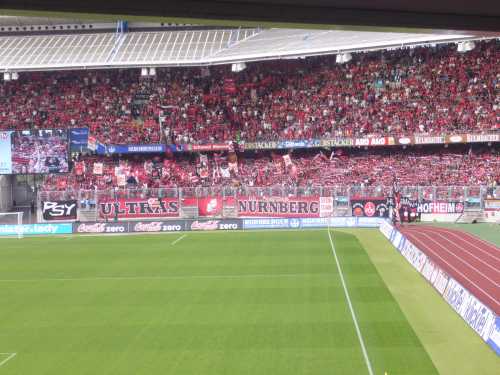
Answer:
[243,217,383,230]
[0,223,72,236]
[379,220,394,239]
[97,143,166,155]
[188,219,243,231]
[487,317,500,355]
[399,240,428,272]
[243,218,292,229]
[432,269,450,295]
[73,222,129,234]
[189,144,231,152]
[467,133,500,143]
[298,218,329,228]
[356,217,386,227]
[421,258,438,284]
[74,219,243,233]
[461,296,496,340]
[130,221,185,232]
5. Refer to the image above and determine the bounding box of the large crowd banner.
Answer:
[98,197,180,219]
[351,198,391,217]
[237,196,320,218]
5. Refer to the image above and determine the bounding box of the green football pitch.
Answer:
[0,229,496,374]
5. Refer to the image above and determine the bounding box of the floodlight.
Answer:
[465,41,475,51]
[141,67,148,76]
[457,41,475,53]
[3,72,11,81]
[335,53,352,64]
[231,62,246,72]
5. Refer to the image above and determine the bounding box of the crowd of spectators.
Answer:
[39,146,499,194]
[1,40,498,145]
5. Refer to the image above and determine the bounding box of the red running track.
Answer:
[400,225,500,315]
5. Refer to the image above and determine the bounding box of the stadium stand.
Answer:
[0,38,498,196]
[1,40,498,146]
[39,146,499,192]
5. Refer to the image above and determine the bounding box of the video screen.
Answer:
[7,130,69,174]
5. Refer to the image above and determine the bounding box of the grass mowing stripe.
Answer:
[171,234,187,245]
[0,353,17,368]
[0,272,330,283]
[327,228,375,375]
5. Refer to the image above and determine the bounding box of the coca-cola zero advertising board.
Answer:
[129,220,185,232]
[188,219,242,231]
[74,222,129,234]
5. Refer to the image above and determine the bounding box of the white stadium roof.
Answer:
[0,27,493,72]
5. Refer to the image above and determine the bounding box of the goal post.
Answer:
[0,212,24,239]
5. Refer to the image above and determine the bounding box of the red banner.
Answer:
[237,196,320,218]
[182,197,223,217]
[99,197,179,219]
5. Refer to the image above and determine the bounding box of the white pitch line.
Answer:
[0,353,17,368]
[327,228,374,375]
[0,272,330,283]
[171,234,187,246]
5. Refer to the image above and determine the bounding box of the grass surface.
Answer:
[346,229,499,375]
[0,230,437,375]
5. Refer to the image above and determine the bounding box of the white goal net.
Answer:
[0,212,24,238]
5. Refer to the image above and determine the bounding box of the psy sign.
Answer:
[42,200,77,221]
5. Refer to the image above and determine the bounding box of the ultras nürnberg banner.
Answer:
[97,196,333,218]
[237,196,329,218]
[96,196,464,219]
[98,197,179,219]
